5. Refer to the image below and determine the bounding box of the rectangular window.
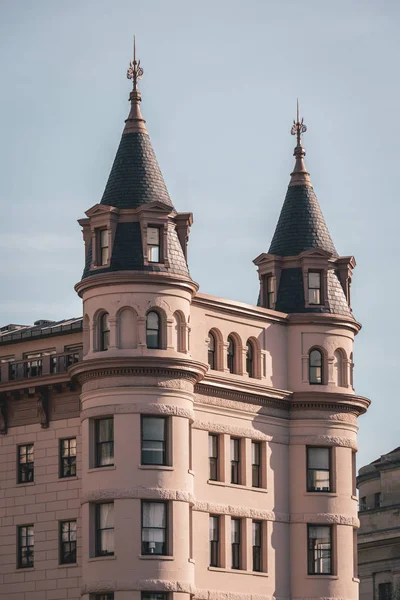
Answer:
[308,271,322,305]
[147,226,161,263]
[231,518,241,570]
[142,501,167,556]
[60,437,77,478]
[209,515,219,567]
[374,492,381,508]
[379,583,392,600]
[230,438,240,485]
[359,496,367,511]
[307,447,331,492]
[18,444,34,483]
[95,503,114,556]
[95,595,114,600]
[95,418,114,467]
[307,525,332,575]
[252,441,261,488]
[24,353,43,378]
[209,434,219,481]
[141,416,167,466]
[18,525,34,568]
[252,520,262,572]
[60,520,77,564]
[141,594,167,600]
[99,229,109,266]
[266,275,274,309]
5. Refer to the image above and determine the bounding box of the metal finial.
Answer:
[291,99,307,147]
[127,35,144,91]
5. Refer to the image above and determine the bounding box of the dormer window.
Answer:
[98,229,109,266]
[147,227,161,263]
[266,275,275,309]
[308,271,322,305]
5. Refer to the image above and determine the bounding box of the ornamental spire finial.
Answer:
[289,99,311,187]
[123,36,148,135]
[127,35,144,92]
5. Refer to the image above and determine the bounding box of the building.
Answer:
[0,47,370,600]
[358,448,400,600]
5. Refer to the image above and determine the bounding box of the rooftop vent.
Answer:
[33,320,56,327]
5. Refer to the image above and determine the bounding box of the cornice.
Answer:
[69,356,208,386]
[192,292,288,324]
[75,270,198,298]
[195,379,291,411]
[292,391,370,416]
[288,312,361,334]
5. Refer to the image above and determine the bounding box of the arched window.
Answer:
[227,336,235,374]
[99,312,110,351]
[309,349,323,384]
[208,332,216,369]
[246,341,254,378]
[146,311,160,349]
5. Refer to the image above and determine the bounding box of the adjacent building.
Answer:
[0,48,370,600]
[358,448,400,600]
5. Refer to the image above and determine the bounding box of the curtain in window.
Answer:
[99,503,114,554]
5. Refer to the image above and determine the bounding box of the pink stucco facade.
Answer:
[0,52,369,600]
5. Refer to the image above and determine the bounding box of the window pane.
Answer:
[98,418,113,442]
[209,435,218,458]
[252,521,261,546]
[309,289,321,304]
[308,447,329,469]
[99,503,114,529]
[143,503,166,528]
[231,438,239,461]
[252,442,260,465]
[310,351,322,367]
[148,246,160,262]
[309,272,320,288]
[100,229,108,247]
[142,417,165,441]
[209,516,219,541]
[147,227,160,245]
[147,311,159,330]
[231,519,240,543]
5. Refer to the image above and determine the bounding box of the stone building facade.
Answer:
[358,448,400,600]
[0,50,370,600]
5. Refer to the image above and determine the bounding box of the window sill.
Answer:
[305,492,337,497]
[208,567,268,577]
[88,555,116,562]
[208,480,267,493]
[306,575,338,580]
[88,465,115,473]
[58,562,78,568]
[17,481,35,487]
[138,555,174,561]
[59,476,79,481]
[138,465,173,471]
[352,577,360,583]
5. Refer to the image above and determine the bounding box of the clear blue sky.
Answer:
[0,0,398,469]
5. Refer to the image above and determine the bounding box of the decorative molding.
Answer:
[195,393,288,417]
[196,381,291,410]
[81,487,194,505]
[290,513,359,527]
[290,435,357,450]
[81,403,194,422]
[193,501,288,523]
[192,419,289,446]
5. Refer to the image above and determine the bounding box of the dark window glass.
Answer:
[18,525,34,568]
[308,271,322,305]
[99,229,109,266]
[246,341,254,377]
[141,416,167,465]
[209,515,219,567]
[309,349,323,384]
[18,444,34,483]
[142,502,167,555]
[375,492,381,508]
[252,441,261,488]
[359,496,367,511]
[142,595,167,600]
[252,521,262,572]
[60,437,77,478]
[99,312,110,351]
[307,447,331,492]
[227,336,235,373]
[230,438,240,484]
[209,434,218,481]
[266,275,274,309]
[379,583,392,600]
[60,520,77,564]
[96,418,114,467]
[307,525,332,575]
[146,311,160,349]
[208,332,216,369]
[147,226,161,263]
[95,595,114,600]
[231,518,241,570]
[96,503,114,556]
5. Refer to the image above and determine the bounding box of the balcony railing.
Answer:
[2,350,82,384]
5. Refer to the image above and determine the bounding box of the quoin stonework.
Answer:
[0,46,370,600]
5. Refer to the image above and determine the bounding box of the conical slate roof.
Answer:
[268,184,338,257]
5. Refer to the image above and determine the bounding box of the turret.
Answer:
[71,42,207,600]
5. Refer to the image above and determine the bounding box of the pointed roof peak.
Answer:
[124,36,148,135]
[289,99,311,187]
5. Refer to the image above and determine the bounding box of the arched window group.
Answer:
[146,311,161,349]
[308,347,349,386]
[207,331,260,378]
